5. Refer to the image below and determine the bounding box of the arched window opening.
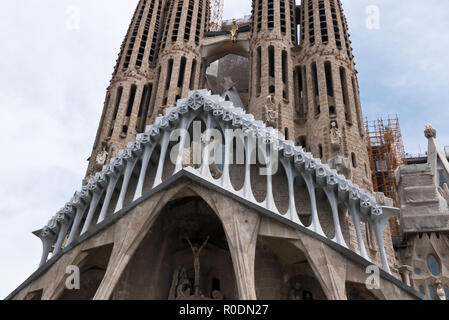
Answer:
[427,254,441,276]
[340,67,351,122]
[311,62,319,97]
[268,46,275,79]
[190,59,197,90]
[267,0,274,29]
[256,47,262,96]
[324,61,334,97]
[351,153,357,168]
[178,57,187,88]
[126,85,137,117]
[318,0,328,43]
[113,87,123,121]
[165,59,174,91]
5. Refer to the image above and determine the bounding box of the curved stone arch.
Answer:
[201,35,250,65]
[36,90,395,277]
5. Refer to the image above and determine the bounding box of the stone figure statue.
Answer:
[94,140,110,172]
[328,154,352,180]
[187,236,210,296]
[288,282,303,300]
[230,20,238,42]
[438,183,449,206]
[169,266,192,300]
[264,95,278,128]
[329,120,342,152]
[436,280,446,301]
[424,124,437,139]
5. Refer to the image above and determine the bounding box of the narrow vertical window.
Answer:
[280,0,287,34]
[318,0,328,43]
[352,76,363,135]
[189,59,197,90]
[319,144,323,158]
[296,66,305,117]
[324,61,334,97]
[165,59,174,90]
[351,153,357,168]
[269,46,275,78]
[185,0,194,41]
[267,0,274,29]
[311,62,319,97]
[126,85,137,117]
[112,87,123,120]
[311,62,320,115]
[308,0,315,45]
[140,83,153,132]
[302,65,308,117]
[340,67,351,122]
[138,85,149,118]
[178,57,187,88]
[256,47,262,96]
[282,51,289,100]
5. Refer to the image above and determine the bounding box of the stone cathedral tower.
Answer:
[85,0,372,192]
[9,0,428,301]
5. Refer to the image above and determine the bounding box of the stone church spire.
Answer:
[293,0,372,190]
[86,0,167,177]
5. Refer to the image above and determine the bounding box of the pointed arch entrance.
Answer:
[110,196,238,300]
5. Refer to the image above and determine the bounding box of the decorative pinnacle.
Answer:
[424,124,436,139]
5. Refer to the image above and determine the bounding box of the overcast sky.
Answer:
[1,0,449,299]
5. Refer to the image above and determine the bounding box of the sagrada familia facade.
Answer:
[6,0,448,300]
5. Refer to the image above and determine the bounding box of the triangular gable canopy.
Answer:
[35,90,397,274]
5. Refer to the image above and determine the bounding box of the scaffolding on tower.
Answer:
[365,115,406,238]
[210,0,224,31]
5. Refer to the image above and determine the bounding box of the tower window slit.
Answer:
[189,59,197,90]
[282,50,289,99]
[268,46,275,78]
[256,47,262,96]
[340,67,351,122]
[267,0,274,29]
[178,57,187,88]
[324,61,334,97]
[165,59,174,91]
[352,76,363,135]
[112,87,123,120]
[311,62,319,97]
[280,0,287,34]
[126,85,137,117]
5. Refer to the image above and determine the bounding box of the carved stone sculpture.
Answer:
[264,95,278,128]
[329,120,342,152]
[187,236,210,296]
[328,155,352,180]
[436,280,446,300]
[230,20,238,42]
[288,282,303,300]
[424,124,437,139]
[438,183,449,206]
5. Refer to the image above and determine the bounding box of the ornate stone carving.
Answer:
[438,183,449,206]
[329,120,342,153]
[436,280,446,300]
[328,155,352,180]
[288,282,303,300]
[263,95,278,128]
[230,20,238,42]
[424,124,437,139]
[187,236,210,296]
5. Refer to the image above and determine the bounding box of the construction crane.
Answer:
[210,0,224,31]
